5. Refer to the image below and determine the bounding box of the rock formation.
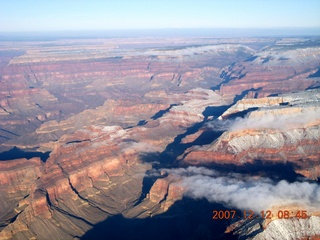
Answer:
[218,39,320,102]
[0,36,319,239]
[226,215,320,240]
[182,89,320,180]
[0,87,225,239]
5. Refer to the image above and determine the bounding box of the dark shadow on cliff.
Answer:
[0,147,50,162]
[138,87,262,168]
[140,86,261,168]
[81,197,237,240]
[150,105,230,168]
[211,65,237,91]
[231,87,261,104]
[307,68,320,78]
[151,104,178,120]
[181,160,308,183]
[138,157,308,206]
[306,83,320,90]
[137,99,257,201]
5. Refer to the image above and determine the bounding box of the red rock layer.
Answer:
[0,39,252,149]
[218,44,320,102]
[0,87,224,239]
[181,90,320,180]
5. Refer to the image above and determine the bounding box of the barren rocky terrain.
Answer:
[0,36,319,240]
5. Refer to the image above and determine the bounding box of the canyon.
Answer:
[0,35,319,240]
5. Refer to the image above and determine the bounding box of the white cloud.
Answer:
[160,167,320,213]
[121,142,162,154]
[206,107,320,132]
[230,108,320,131]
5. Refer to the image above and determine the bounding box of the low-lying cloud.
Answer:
[230,108,320,131]
[121,142,163,154]
[161,167,320,213]
[207,107,320,132]
[205,119,233,132]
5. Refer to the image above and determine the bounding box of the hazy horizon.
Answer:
[0,0,319,33]
[0,27,320,42]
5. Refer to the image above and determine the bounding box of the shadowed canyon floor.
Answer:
[0,36,320,240]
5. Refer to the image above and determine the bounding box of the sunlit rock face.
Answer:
[0,37,319,239]
[0,125,150,239]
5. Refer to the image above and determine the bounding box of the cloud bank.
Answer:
[206,107,320,132]
[230,108,320,131]
[121,141,163,154]
[162,167,320,213]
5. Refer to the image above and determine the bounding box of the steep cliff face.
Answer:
[0,125,153,239]
[0,158,42,229]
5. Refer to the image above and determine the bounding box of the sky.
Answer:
[0,0,319,32]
